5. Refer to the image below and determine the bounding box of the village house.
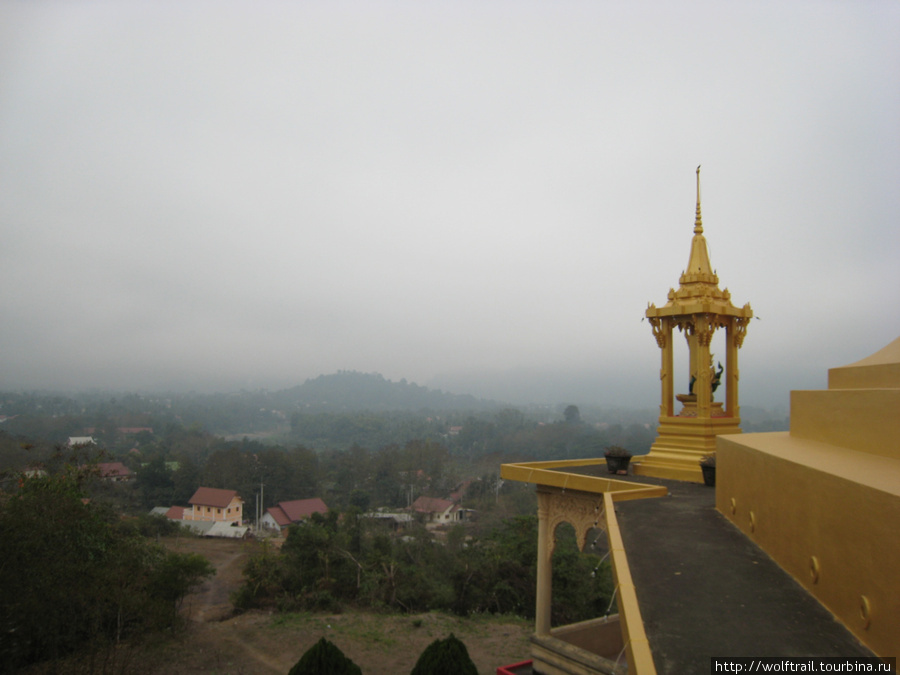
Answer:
[260,497,328,531]
[363,509,414,530]
[184,487,243,525]
[164,505,185,520]
[96,461,132,482]
[159,503,249,539]
[84,427,154,436]
[410,496,466,524]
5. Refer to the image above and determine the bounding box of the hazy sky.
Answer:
[1,1,898,408]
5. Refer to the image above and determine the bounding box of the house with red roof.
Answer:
[184,487,243,525]
[260,497,328,531]
[165,505,185,520]
[411,496,465,524]
[96,461,133,482]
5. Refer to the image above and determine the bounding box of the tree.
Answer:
[551,523,615,625]
[287,445,319,498]
[201,445,256,501]
[0,465,214,670]
[410,634,477,675]
[289,637,362,675]
[171,454,201,505]
[137,453,175,509]
[494,408,528,436]
[234,507,610,622]
[563,404,582,425]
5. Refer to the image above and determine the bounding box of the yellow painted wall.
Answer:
[830,363,900,390]
[717,337,900,656]
[716,432,900,656]
[828,337,900,390]
[186,497,243,523]
[791,389,900,459]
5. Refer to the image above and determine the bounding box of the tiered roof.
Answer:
[647,167,752,322]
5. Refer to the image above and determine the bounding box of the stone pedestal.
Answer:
[633,413,741,483]
[675,395,725,418]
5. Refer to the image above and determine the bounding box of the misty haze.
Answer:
[0,2,897,407]
[0,3,897,672]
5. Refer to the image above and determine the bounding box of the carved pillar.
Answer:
[730,317,749,418]
[696,319,713,418]
[725,321,735,416]
[535,490,552,636]
[651,317,674,417]
[684,319,702,394]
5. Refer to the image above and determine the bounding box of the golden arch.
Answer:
[545,491,606,553]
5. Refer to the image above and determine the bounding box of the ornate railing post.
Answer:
[535,488,553,636]
[535,486,606,636]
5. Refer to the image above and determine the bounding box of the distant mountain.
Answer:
[427,366,658,408]
[274,371,499,413]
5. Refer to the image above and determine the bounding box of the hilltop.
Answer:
[274,371,498,413]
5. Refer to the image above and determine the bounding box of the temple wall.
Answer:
[790,389,900,459]
[716,431,900,656]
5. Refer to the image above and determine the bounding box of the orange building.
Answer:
[185,487,243,525]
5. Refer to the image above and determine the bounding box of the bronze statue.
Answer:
[711,361,724,393]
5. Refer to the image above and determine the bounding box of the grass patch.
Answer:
[270,612,400,650]
[270,611,317,629]
[268,610,530,645]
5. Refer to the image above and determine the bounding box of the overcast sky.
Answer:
[1,1,898,408]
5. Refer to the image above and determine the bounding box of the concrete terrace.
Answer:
[594,472,875,674]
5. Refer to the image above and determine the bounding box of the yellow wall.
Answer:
[187,497,243,523]
[717,432,900,656]
[790,389,900,459]
[716,337,899,656]
[828,337,900,391]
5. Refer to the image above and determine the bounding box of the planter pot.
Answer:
[605,456,631,475]
[701,465,716,487]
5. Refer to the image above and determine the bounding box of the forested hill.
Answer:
[276,371,499,413]
[0,373,501,443]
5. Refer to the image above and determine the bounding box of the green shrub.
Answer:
[410,634,477,675]
[289,637,362,675]
[128,512,183,538]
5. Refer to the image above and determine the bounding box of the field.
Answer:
[140,536,533,674]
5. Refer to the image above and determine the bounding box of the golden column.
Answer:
[535,490,553,636]
[635,167,753,483]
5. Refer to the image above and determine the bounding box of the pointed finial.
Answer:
[694,165,703,234]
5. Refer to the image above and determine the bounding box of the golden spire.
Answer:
[680,164,716,286]
[694,165,703,234]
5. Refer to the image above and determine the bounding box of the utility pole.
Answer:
[255,481,264,532]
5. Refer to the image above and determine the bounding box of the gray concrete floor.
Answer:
[611,475,874,674]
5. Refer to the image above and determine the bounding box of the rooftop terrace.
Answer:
[500,460,877,674]
[582,469,874,673]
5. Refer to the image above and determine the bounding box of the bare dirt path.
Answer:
[192,549,246,622]
[164,536,256,622]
